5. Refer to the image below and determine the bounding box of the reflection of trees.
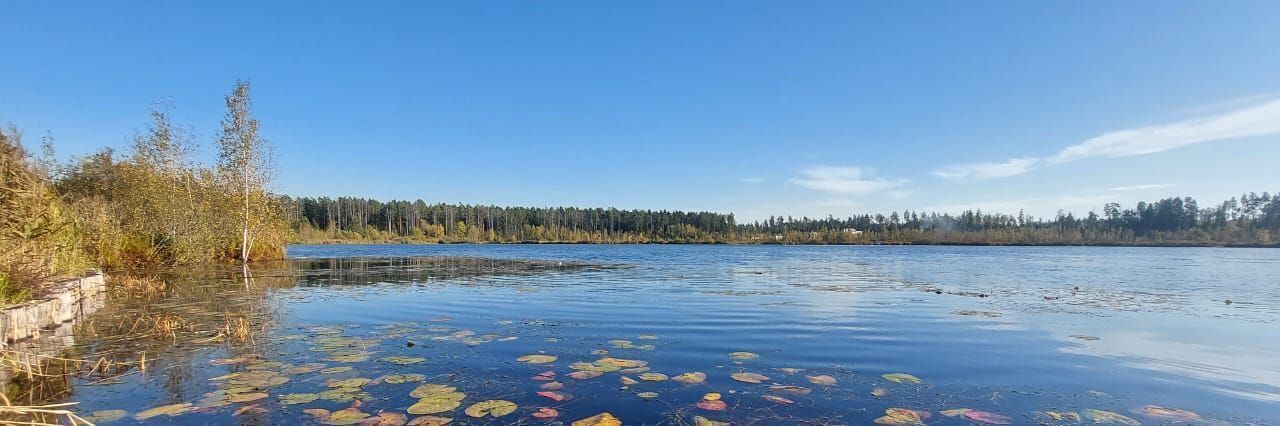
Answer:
[283,256,607,287]
[2,256,605,407]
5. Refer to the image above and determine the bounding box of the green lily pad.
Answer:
[323,408,371,425]
[730,372,769,383]
[730,351,759,360]
[84,409,129,423]
[318,387,370,402]
[326,377,371,388]
[464,400,517,418]
[134,403,194,420]
[329,353,370,363]
[226,392,269,403]
[409,384,461,398]
[807,374,837,385]
[384,373,427,384]
[882,373,923,384]
[383,356,427,365]
[1085,409,1141,426]
[408,395,464,415]
[673,372,706,384]
[638,373,668,381]
[279,393,319,405]
[517,354,558,364]
[321,366,354,374]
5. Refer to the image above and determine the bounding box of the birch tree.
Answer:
[215,80,273,262]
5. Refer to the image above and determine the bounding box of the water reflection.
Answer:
[1,247,1276,424]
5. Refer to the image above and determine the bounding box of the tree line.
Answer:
[285,193,1279,246]
[283,197,736,243]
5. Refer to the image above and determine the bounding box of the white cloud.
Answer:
[739,176,766,184]
[1108,184,1174,192]
[932,157,1039,180]
[934,97,1280,180]
[788,165,905,195]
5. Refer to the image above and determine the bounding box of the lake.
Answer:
[8,244,1279,425]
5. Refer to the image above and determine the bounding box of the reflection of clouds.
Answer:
[1055,327,1280,402]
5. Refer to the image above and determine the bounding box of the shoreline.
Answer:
[290,240,1280,249]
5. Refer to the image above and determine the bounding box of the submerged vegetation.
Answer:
[284,194,1280,246]
[0,81,287,302]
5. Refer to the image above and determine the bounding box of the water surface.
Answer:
[11,245,1280,425]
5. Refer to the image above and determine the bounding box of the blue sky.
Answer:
[3,1,1279,221]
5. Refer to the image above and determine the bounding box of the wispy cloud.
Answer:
[1108,184,1174,192]
[739,176,766,184]
[788,165,905,195]
[933,157,1039,180]
[934,97,1280,180]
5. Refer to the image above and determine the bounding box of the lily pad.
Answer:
[84,409,129,423]
[517,354,558,364]
[637,392,659,399]
[769,385,812,395]
[329,353,370,363]
[1042,411,1082,422]
[1138,405,1199,420]
[383,356,426,365]
[568,370,604,380]
[319,387,371,402]
[323,407,371,425]
[595,357,647,368]
[410,384,461,398]
[620,376,639,385]
[873,408,931,426]
[384,373,427,384]
[537,391,572,402]
[807,374,837,385]
[730,372,769,383]
[571,362,620,373]
[464,400,517,418]
[729,351,759,360]
[673,372,707,384]
[369,412,409,426]
[762,395,794,405]
[694,416,729,426]
[134,403,194,420]
[226,392,270,403]
[965,410,1013,425]
[327,377,371,388]
[703,393,721,401]
[882,373,923,384]
[697,400,728,411]
[533,407,559,418]
[1085,409,1141,426]
[638,372,668,381]
[322,366,354,374]
[279,393,320,405]
[407,416,453,426]
[573,412,623,426]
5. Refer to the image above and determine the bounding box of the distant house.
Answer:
[841,228,863,236]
